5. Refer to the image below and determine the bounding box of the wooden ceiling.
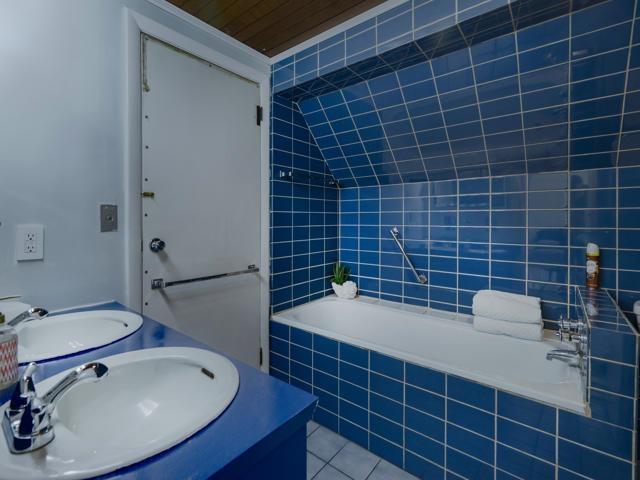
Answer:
[168,0,387,57]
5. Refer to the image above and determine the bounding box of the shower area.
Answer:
[269,0,640,478]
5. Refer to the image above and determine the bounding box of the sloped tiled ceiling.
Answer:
[290,0,637,187]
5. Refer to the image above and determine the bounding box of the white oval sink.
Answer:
[0,347,239,479]
[17,310,143,363]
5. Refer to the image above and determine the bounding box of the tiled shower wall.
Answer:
[268,0,640,478]
[340,167,640,323]
[268,0,640,324]
[270,94,339,313]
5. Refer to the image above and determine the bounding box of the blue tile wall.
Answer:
[338,167,640,324]
[270,94,339,313]
[269,288,638,479]
[269,0,640,324]
[291,0,639,185]
[270,1,640,478]
[273,0,607,102]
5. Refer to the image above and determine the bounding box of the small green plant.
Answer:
[332,263,350,285]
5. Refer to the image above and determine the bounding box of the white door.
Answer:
[141,36,262,367]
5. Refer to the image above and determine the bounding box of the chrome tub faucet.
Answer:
[546,349,582,367]
[546,315,588,369]
[3,361,108,454]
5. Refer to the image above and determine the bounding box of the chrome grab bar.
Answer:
[151,265,259,290]
[389,227,427,284]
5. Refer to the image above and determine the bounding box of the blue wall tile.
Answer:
[558,440,632,480]
[447,423,494,464]
[407,372,445,407]
[333,162,640,320]
[497,391,556,434]
[340,342,368,367]
[590,358,635,397]
[405,405,445,442]
[497,444,555,480]
[314,334,338,357]
[447,447,494,480]
[497,417,555,462]
[448,399,495,437]
[270,95,339,313]
[370,351,404,380]
[559,411,632,460]
[448,375,495,412]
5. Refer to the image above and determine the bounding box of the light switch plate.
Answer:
[100,205,118,232]
[15,224,44,261]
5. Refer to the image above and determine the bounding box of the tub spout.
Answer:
[546,349,581,367]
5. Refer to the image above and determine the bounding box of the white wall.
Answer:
[0,0,269,310]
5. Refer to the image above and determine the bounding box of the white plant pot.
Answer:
[332,281,357,299]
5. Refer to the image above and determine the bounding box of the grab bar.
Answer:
[151,265,259,290]
[389,227,427,284]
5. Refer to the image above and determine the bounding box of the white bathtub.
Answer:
[272,296,587,414]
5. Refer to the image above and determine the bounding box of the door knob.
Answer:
[149,238,166,253]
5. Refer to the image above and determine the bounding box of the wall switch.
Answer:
[15,224,44,261]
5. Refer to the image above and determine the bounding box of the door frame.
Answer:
[123,9,271,371]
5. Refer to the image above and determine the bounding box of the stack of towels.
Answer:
[472,290,543,341]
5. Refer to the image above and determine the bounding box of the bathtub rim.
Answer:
[271,296,589,415]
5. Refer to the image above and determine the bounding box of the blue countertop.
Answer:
[0,302,317,479]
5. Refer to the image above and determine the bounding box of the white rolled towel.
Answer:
[475,289,540,307]
[474,316,542,342]
[472,290,541,324]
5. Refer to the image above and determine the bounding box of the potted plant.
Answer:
[331,263,357,299]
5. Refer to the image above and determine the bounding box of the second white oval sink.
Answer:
[0,347,239,479]
[17,310,143,363]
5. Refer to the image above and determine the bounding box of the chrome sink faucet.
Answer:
[7,307,49,327]
[2,361,108,454]
[0,295,49,327]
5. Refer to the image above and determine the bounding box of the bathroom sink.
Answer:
[17,310,143,363]
[0,347,239,479]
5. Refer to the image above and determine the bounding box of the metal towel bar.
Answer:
[151,266,259,290]
[389,227,427,284]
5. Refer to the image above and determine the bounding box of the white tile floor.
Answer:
[306,421,418,480]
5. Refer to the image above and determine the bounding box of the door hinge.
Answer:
[256,105,263,126]
[259,347,263,366]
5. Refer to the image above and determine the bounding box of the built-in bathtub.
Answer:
[270,290,638,479]
[272,296,587,414]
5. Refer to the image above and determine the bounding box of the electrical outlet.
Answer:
[15,224,44,261]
